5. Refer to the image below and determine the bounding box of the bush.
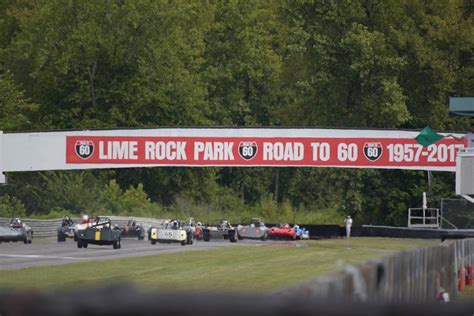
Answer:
[0,194,26,218]
[31,207,71,219]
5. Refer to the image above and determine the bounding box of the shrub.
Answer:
[0,194,27,218]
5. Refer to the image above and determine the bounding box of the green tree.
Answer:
[203,1,283,125]
[0,71,37,130]
[0,194,26,218]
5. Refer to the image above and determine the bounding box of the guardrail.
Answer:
[279,238,474,303]
[0,216,168,238]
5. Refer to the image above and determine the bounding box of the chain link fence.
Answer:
[441,198,474,229]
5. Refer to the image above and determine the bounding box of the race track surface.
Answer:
[0,238,265,270]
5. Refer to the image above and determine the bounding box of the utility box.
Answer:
[0,131,5,184]
[456,151,474,195]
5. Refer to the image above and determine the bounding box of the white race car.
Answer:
[149,220,193,246]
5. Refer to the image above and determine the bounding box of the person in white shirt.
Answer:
[466,124,474,150]
[344,215,353,238]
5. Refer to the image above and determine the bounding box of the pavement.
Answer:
[0,238,261,270]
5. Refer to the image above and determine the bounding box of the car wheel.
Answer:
[58,232,65,242]
[229,232,237,243]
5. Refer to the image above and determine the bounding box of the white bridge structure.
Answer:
[0,126,470,230]
[0,127,466,187]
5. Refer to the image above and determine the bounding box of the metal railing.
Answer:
[0,216,168,237]
[408,207,440,228]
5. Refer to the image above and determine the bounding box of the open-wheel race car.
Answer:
[0,218,33,244]
[149,220,193,246]
[237,218,269,240]
[57,216,77,242]
[183,218,202,240]
[202,220,237,242]
[294,225,310,240]
[76,216,121,249]
[119,218,145,240]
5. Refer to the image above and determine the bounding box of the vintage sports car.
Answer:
[0,218,33,244]
[76,216,121,249]
[202,220,237,242]
[294,225,310,240]
[57,216,76,242]
[183,218,202,240]
[120,218,145,240]
[237,218,269,240]
[149,220,193,246]
[268,224,296,240]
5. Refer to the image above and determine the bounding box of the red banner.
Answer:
[66,135,466,171]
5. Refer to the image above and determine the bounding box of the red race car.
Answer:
[268,224,296,240]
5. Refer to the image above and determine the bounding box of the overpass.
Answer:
[0,127,465,184]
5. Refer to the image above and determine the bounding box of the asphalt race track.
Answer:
[0,238,265,270]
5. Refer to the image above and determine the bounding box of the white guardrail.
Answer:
[0,216,168,237]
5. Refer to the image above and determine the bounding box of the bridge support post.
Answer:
[0,131,5,184]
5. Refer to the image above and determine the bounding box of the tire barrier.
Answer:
[278,238,474,303]
[0,216,168,238]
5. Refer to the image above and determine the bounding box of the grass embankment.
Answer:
[0,238,437,292]
[460,286,474,298]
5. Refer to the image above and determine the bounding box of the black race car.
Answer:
[202,220,237,242]
[0,218,33,244]
[57,216,76,242]
[120,219,145,240]
[76,217,121,249]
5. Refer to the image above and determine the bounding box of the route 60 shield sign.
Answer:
[238,141,258,160]
[75,140,94,160]
[363,142,383,162]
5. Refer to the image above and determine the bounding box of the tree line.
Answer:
[0,0,473,225]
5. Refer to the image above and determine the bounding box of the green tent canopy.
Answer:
[449,97,474,117]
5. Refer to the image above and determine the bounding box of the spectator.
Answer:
[344,215,353,238]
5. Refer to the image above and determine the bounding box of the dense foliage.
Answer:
[0,0,473,224]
